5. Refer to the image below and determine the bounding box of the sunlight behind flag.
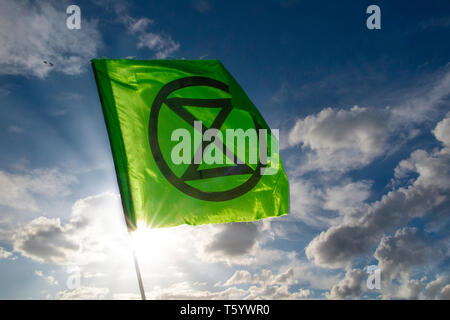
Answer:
[92,59,289,230]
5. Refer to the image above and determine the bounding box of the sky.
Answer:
[0,0,449,299]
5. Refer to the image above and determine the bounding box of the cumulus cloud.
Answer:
[146,282,245,300]
[288,106,392,172]
[13,216,80,264]
[327,269,366,299]
[327,266,448,300]
[394,276,450,300]
[205,222,261,256]
[397,278,426,299]
[12,193,127,265]
[306,115,450,268]
[55,286,109,300]
[0,246,14,259]
[374,227,436,280]
[224,270,259,286]
[286,69,450,174]
[11,191,298,299]
[220,268,310,299]
[433,113,450,152]
[0,167,76,211]
[425,276,450,300]
[379,274,449,300]
[323,181,372,215]
[440,285,450,300]
[0,0,101,78]
[199,221,293,266]
[245,269,308,299]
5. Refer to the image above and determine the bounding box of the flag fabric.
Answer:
[92,59,289,230]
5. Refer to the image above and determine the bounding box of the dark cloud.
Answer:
[375,227,436,280]
[13,217,79,264]
[327,269,366,299]
[206,222,260,256]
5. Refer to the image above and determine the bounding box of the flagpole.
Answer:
[130,236,147,300]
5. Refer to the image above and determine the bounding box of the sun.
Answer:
[130,221,180,265]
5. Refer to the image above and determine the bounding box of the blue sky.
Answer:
[0,0,449,299]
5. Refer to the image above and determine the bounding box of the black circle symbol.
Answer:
[148,76,263,201]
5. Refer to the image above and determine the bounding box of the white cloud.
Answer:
[0,0,101,78]
[222,268,310,300]
[0,167,76,211]
[0,246,14,259]
[306,114,450,268]
[382,275,448,300]
[392,70,450,123]
[323,181,372,215]
[112,292,141,300]
[146,282,245,300]
[425,276,450,300]
[289,179,371,227]
[35,269,58,285]
[83,272,106,279]
[440,285,450,300]
[198,221,294,266]
[395,278,426,300]
[137,33,180,59]
[10,190,306,298]
[286,69,450,174]
[374,227,435,280]
[224,270,259,286]
[245,269,307,299]
[326,269,366,299]
[12,192,127,265]
[55,286,109,300]
[288,106,392,172]
[123,17,179,59]
[205,222,261,257]
[433,113,450,153]
[144,267,311,300]
[127,17,154,33]
[13,216,80,264]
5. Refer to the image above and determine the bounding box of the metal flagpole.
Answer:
[130,235,147,300]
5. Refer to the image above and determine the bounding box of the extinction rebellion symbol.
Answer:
[148,76,273,202]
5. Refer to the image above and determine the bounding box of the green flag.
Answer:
[92,59,289,230]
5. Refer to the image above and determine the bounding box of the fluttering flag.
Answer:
[92,59,289,230]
